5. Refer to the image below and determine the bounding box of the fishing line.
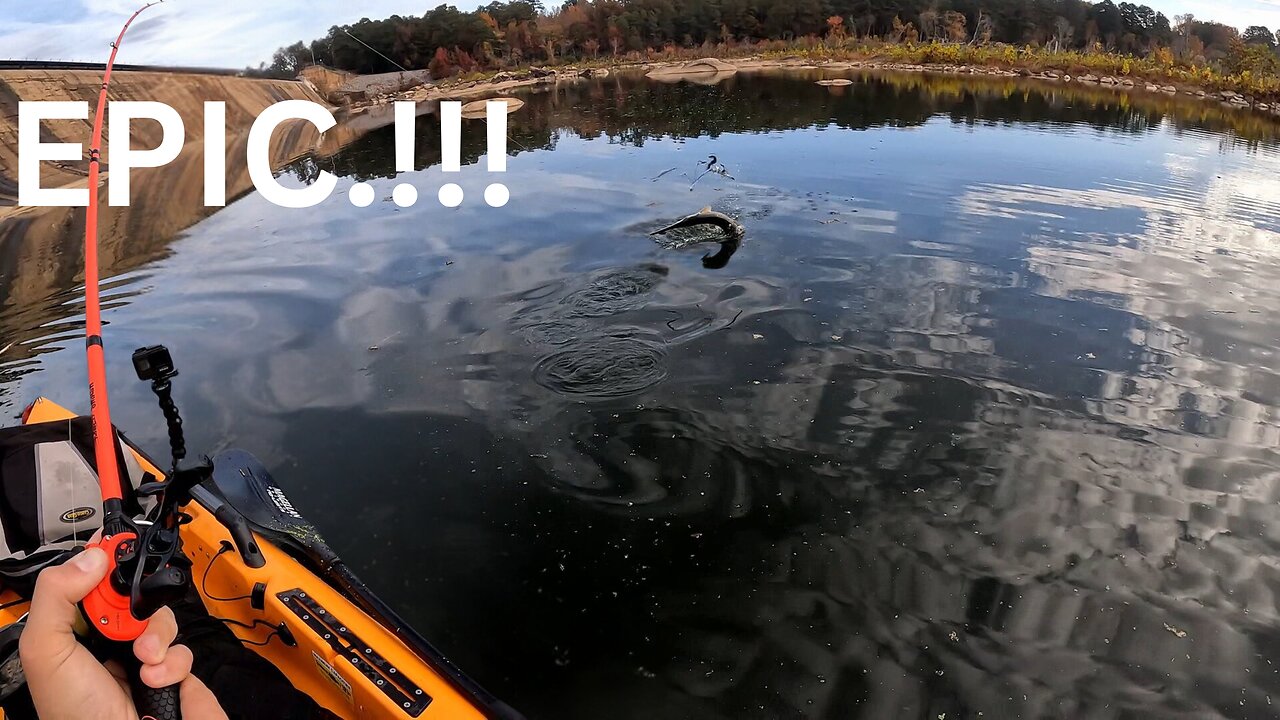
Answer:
[342,27,408,72]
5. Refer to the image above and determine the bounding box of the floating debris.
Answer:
[689,155,734,190]
[1164,622,1188,638]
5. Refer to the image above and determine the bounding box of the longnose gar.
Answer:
[651,207,745,239]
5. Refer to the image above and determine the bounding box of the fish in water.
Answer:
[651,207,745,239]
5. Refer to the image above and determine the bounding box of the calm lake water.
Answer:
[5,71,1280,719]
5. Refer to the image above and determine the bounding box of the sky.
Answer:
[1,0,1279,69]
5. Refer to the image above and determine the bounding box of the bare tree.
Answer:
[1050,16,1074,51]
[919,10,940,42]
[857,14,877,39]
[970,11,993,45]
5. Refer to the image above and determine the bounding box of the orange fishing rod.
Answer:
[77,3,187,718]
[81,3,161,528]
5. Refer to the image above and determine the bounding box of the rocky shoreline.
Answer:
[347,56,1280,122]
[804,59,1277,116]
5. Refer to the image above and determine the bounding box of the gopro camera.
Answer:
[132,345,177,383]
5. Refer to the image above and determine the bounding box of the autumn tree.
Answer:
[943,11,967,43]
[890,16,906,43]
[454,47,477,73]
[428,46,454,77]
[263,0,1271,78]
[826,16,846,42]
[1226,36,1280,75]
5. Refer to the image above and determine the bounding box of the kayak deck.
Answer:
[3,398,493,720]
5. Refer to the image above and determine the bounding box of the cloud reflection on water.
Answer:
[4,72,1280,718]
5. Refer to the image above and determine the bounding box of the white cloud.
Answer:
[0,0,467,69]
[1150,0,1280,29]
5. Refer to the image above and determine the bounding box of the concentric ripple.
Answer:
[533,334,668,398]
[518,318,588,346]
[558,265,668,318]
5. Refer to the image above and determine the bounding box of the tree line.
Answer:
[254,0,1280,79]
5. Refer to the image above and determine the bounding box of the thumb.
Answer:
[20,548,109,674]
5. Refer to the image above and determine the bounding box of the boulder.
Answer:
[1080,73,1099,83]
[816,78,854,86]
[645,57,738,80]
[460,97,525,119]
[1160,85,1177,94]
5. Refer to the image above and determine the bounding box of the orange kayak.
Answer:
[0,397,520,720]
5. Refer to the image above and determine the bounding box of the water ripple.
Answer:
[533,332,668,398]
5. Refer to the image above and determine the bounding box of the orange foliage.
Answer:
[826,16,846,41]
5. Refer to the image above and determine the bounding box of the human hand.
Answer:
[19,547,228,720]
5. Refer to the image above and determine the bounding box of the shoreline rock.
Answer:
[353,55,1280,122]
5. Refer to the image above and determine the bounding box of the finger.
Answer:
[19,549,108,675]
[133,606,178,665]
[139,643,193,689]
[180,673,230,720]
